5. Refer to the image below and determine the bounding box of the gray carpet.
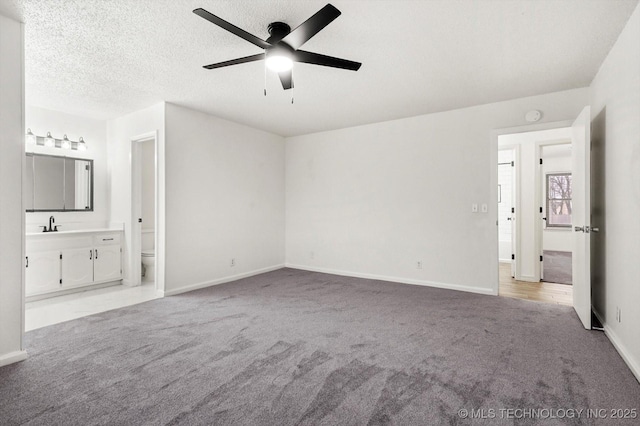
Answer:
[543,250,573,285]
[1,268,638,425]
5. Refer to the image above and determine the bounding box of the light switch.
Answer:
[471,204,478,213]
[481,203,488,213]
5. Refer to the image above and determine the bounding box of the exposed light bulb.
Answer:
[44,132,55,147]
[266,55,293,72]
[26,128,37,145]
[61,134,71,149]
[77,136,87,151]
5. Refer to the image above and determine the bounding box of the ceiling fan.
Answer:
[193,3,362,91]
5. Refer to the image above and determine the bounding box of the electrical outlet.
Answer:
[471,203,478,213]
[231,258,236,267]
[481,203,488,213]
[417,261,423,269]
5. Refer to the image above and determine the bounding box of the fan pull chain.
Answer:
[291,71,294,104]
[264,53,267,96]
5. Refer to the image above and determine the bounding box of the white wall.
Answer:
[107,103,165,289]
[25,106,109,230]
[541,144,572,252]
[0,13,27,366]
[589,3,640,380]
[163,103,285,295]
[499,128,572,281]
[286,88,588,294]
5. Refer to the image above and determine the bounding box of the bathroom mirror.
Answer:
[25,153,93,212]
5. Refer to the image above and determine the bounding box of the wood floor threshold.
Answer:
[498,264,572,306]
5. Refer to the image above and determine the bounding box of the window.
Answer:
[546,173,572,227]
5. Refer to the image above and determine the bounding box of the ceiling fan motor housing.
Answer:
[267,22,291,44]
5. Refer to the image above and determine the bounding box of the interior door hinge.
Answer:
[539,158,543,165]
[511,207,515,214]
[59,279,62,284]
[540,255,544,262]
[539,207,543,213]
[511,161,514,167]
[60,253,62,259]
[511,254,515,260]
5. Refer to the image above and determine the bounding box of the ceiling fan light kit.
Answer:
[265,45,294,72]
[193,3,361,97]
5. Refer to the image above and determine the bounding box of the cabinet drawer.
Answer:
[94,233,121,246]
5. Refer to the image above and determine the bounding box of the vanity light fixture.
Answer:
[44,132,55,147]
[61,134,71,150]
[25,129,88,151]
[77,137,87,151]
[26,128,37,145]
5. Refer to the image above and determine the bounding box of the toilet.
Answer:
[141,230,155,282]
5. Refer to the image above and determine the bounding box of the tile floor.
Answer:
[25,282,161,331]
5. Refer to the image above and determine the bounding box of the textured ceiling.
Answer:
[0,0,638,137]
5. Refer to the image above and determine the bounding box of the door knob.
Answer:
[574,226,584,232]
[591,227,600,233]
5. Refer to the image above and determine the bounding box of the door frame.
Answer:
[497,145,519,277]
[130,131,162,292]
[490,120,574,294]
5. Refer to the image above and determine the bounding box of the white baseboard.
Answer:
[284,264,495,296]
[593,307,639,382]
[518,274,538,282]
[603,323,640,383]
[163,264,285,296]
[0,350,28,367]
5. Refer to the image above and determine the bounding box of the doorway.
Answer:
[493,108,593,329]
[131,132,159,290]
[494,124,575,306]
[539,143,573,285]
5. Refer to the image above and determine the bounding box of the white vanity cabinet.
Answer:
[25,250,61,294]
[26,230,123,298]
[93,236,123,282]
[61,247,94,287]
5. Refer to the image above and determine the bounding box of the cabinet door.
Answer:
[26,251,61,296]
[94,245,122,282]
[61,248,94,288]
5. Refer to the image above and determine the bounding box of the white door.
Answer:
[61,248,94,288]
[94,245,122,282]
[571,106,591,329]
[25,250,61,296]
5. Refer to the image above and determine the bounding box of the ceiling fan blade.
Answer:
[193,8,271,50]
[280,4,341,50]
[293,50,361,71]
[278,70,294,90]
[203,53,265,70]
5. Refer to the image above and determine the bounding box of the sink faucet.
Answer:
[48,215,56,232]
